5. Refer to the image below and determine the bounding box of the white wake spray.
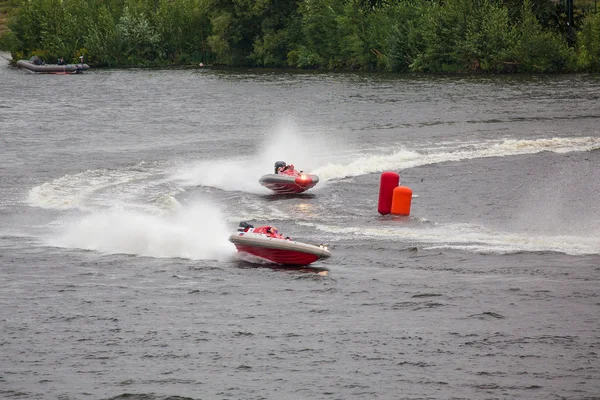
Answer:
[48,201,237,261]
[171,118,340,193]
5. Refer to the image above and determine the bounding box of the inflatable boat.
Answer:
[259,161,319,194]
[17,57,90,74]
[229,222,330,266]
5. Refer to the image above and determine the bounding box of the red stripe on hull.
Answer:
[234,244,321,265]
[262,183,315,194]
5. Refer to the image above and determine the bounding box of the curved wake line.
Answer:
[313,136,600,181]
[307,222,600,256]
[26,136,598,206]
[27,161,177,212]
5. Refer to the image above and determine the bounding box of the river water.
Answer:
[1,54,599,399]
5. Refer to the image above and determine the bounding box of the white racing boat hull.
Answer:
[229,232,330,265]
[259,173,319,194]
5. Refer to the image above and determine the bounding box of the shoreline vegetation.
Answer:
[0,0,599,73]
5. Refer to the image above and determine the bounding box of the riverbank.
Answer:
[0,50,11,64]
[4,0,600,73]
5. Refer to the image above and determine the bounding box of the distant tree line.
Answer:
[1,0,599,72]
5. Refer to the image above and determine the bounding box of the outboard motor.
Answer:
[274,161,286,174]
[237,221,254,232]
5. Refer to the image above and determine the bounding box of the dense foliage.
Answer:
[1,0,599,72]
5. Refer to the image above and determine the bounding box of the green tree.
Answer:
[459,0,513,71]
[249,0,301,67]
[410,0,471,72]
[155,0,211,64]
[388,0,426,72]
[85,4,119,66]
[576,9,600,71]
[504,0,575,72]
[294,0,344,68]
[116,4,161,64]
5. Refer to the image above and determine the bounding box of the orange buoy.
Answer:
[378,171,400,215]
[391,186,412,216]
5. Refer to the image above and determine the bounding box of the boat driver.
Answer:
[265,226,290,240]
[278,164,294,173]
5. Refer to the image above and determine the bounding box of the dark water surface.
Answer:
[1,55,599,399]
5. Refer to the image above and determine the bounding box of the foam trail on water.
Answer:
[48,201,237,261]
[306,222,600,256]
[312,136,600,181]
[313,149,421,181]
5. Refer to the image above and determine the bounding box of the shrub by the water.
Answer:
[1,0,598,72]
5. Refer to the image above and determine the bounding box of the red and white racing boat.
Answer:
[259,161,319,194]
[229,222,330,266]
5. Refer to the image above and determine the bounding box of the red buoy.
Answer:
[391,186,412,216]
[378,171,400,215]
